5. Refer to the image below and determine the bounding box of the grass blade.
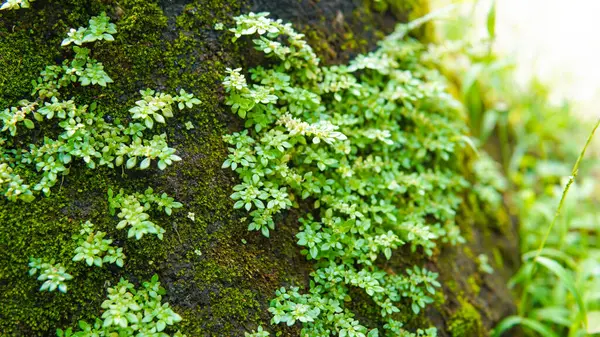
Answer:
[531,307,571,327]
[535,256,586,324]
[493,316,560,337]
[522,248,577,269]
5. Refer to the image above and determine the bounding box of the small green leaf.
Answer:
[154,114,166,124]
[23,119,35,129]
[126,157,137,169]
[156,320,166,332]
[140,158,151,170]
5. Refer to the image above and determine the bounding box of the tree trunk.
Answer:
[0,0,518,336]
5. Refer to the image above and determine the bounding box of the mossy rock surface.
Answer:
[0,0,517,336]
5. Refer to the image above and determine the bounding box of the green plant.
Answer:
[28,257,73,293]
[72,220,125,268]
[0,0,34,10]
[245,325,270,337]
[56,275,185,337]
[61,12,116,47]
[0,13,200,202]
[221,11,496,336]
[0,162,34,201]
[129,89,200,130]
[27,185,180,294]
[108,187,182,240]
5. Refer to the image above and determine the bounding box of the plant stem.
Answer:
[533,118,599,261]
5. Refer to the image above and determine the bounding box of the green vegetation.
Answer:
[108,187,183,240]
[0,2,509,335]
[3,0,597,336]
[447,299,484,337]
[2,13,192,336]
[1,6,194,336]
[433,2,600,336]
[28,257,74,293]
[221,11,505,337]
[0,0,294,335]
[0,13,200,202]
[72,220,125,268]
[56,275,184,337]
[0,0,34,10]
[491,87,600,337]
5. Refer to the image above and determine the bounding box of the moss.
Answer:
[433,289,446,306]
[446,279,459,293]
[366,0,434,41]
[447,298,485,337]
[467,275,481,296]
[0,0,518,336]
[251,0,402,65]
[0,0,305,335]
[463,246,476,261]
[0,32,52,108]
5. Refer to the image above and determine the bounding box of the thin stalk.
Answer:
[533,118,599,261]
[518,118,600,326]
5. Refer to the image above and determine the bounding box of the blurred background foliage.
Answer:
[429,1,600,336]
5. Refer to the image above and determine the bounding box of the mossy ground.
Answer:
[0,0,309,335]
[0,0,516,336]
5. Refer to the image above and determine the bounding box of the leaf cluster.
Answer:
[72,220,125,268]
[222,12,482,336]
[0,0,34,10]
[28,257,73,293]
[0,14,200,202]
[108,188,182,240]
[57,275,185,337]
